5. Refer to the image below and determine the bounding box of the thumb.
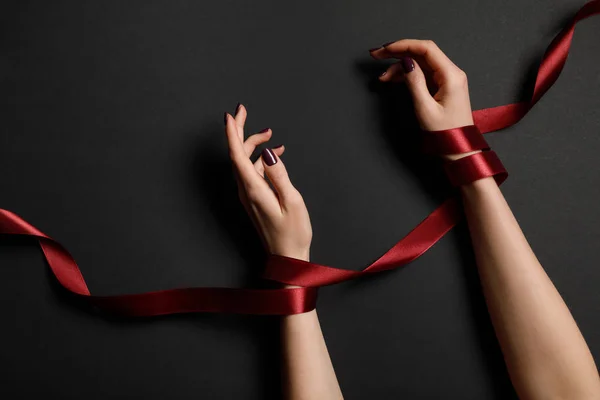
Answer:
[400,57,438,111]
[260,148,298,206]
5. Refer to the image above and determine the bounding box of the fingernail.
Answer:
[224,112,228,125]
[272,144,283,149]
[369,47,381,52]
[401,57,415,73]
[235,103,242,114]
[261,148,277,166]
[259,128,270,133]
[382,41,395,47]
[379,70,387,78]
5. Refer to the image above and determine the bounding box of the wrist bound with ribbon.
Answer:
[422,125,507,187]
[0,0,598,317]
[262,124,506,297]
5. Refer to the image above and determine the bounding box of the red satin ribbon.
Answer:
[1,0,599,316]
[263,127,506,288]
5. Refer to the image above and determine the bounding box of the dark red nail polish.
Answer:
[224,112,228,124]
[272,144,283,149]
[369,47,381,52]
[401,57,415,73]
[235,103,241,114]
[259,128,270,133]
[261,148,277,166]
[379,70,387,78]
[382,41,395,47]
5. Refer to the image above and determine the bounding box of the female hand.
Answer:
[224,104,312,262]
[370,39,478,160]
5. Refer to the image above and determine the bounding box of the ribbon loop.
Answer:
[444,151,508,187]
[422,125,489,155]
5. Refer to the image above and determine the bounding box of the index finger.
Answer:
[371,39,458,76]
[224,113,262,186]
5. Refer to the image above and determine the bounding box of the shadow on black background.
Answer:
[34,49,555,399]
[191,127,267,287]
[355,60,452,203]
[345,59,518,399]
[43,251,284,400]
[36,129,284,399]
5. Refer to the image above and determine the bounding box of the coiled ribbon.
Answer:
[1,0,599,316]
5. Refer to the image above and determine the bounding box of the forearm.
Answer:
[461,177,600,400]
[282,309,343,400]
[278,249,342,400]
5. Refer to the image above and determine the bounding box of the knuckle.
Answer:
[424,39,437,49]
[285,190,304,207]
[448,69,468,88]
[457,69,468,82]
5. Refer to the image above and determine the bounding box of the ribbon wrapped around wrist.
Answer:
[1,0,599,316]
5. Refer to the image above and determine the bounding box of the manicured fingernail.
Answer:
[382,41,395,47]
[379,70,387,78]
[401,57,415,73]
[261,148,277,166]
[224,112,228,125]
[235,103,242,114]
[259,128,270,133]
[272,144,283,149]
[369,47,381,52]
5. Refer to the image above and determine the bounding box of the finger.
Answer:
[255,145,285,177]
[243,128,272,156]
[260,148,298,208]
[378,62,406,83]
[234,103,247,141]
[371,39,458,77]
[379,57,439,111]
[225,113,261,185]
[401,58,440,110]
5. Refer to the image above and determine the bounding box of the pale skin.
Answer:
[224,108,343,400]
[224,39,600,399]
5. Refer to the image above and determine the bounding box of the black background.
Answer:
[1,1,599,399]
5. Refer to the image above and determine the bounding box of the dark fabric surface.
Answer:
[0,1,599,398]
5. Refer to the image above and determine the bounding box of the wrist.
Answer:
[272,247,310,263]
[443,149,482,161]
[275,249,310,289]
[459,175,498,193]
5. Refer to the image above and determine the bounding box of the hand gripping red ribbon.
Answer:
[1,0,599,316]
